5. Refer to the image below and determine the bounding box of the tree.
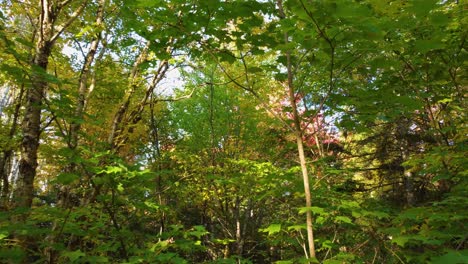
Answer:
[0,0,465,263]
[11,0,88,210]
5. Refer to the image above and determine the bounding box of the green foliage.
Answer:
[260,224,282,236]
[381,182,468,262]
[0,0,465,263]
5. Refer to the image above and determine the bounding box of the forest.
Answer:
[0,0,466,263]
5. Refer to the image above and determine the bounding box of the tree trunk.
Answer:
[277,0,316,260]
[46,2,105,262]
[397,118,415,207]
[11,0,88,211]
[13,43,51,209]
[70,0,105,150]
[0,84,24,209]
[0,151,10,208]
[108,41,151,149]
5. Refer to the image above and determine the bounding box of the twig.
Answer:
[384,244,406,264]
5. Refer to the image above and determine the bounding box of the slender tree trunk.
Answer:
[70,0,105,150]
[235,196,244,260]
[0,152,10,208]
[46,2,105,262]
[294,133,316,259]
[63,0,105,205]
[0,84,23,209]
[398,120,415,207]
[277,0,316,260]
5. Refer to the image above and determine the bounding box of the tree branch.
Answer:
[51,0,89,43]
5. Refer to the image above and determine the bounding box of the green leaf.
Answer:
[321,239,334,249]
[100,165,125,174]
[336,2,371,18]
[408,0,438,17]
[189,225,209,239]
[14,37,34,48]
[287,224,306,231]
[339,200,360,209]
[432,173,452,182]
[213,238,235,245]
[144,201,160,210]
[117,183,124,192]
[430,12,450,25]
[260,224,281,236]
[335,216,353,224]
[392,236,410,247]
[365,210,390,219]
[323,260,344,264]
[299,206,327,215]
[398,207,426,220]
[323,252,355,263]
[430,250,468,264]
[56,173,79,185]
[247,66,263,73]
[414,39,445,53]
[316,216,327,225]
[62,250,85,262]
[83,256,109,263]
[0,247,26,263]
[150,240,173,252]
[218,50,237,63]
[134,0,163,7]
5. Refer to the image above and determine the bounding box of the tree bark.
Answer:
[108,41,151,149]
[70,0,105,150]
[13,41,52,209]
[12,0,88,210]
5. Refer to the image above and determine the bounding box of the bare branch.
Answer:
[51,0,89,43]
[155,88,195,102]
[57,0,74,9]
